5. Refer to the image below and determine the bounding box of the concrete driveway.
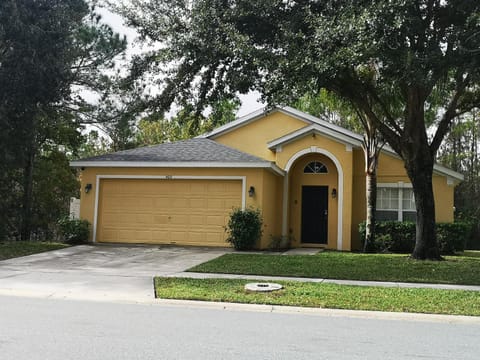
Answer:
[0,244,230,303]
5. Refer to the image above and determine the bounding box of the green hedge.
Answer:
[57,217,90,244]
[359,221,471,255]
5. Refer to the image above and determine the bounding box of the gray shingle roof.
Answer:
[72,138,269,164]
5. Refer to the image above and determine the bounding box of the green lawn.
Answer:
[188,251,480,285]
[0,241,69,261]
[154,277,480,316]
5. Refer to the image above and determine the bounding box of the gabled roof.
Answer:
[70,138,284,175]
[201,106,464,181]
[268,123,363,149]
[200,106,362,141]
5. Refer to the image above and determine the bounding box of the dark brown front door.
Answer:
[301,186,328,244]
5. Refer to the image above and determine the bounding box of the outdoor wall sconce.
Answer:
[248,186,255,197]
[85,183,92,194]
[331,188,337,199]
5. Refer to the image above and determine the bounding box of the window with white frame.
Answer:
[376,183,416,221]
[304,161,328,174]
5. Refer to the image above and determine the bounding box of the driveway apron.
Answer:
[0,245,229,302]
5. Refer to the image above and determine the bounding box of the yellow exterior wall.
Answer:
[259,170,283,248]
[433,175,454,222]
[79,166,281,248]
[214,111,307,161]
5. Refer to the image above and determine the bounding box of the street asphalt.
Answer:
[1,295,479,360]
[0,244,479,323]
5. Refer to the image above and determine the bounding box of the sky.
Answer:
[96,6,264,118]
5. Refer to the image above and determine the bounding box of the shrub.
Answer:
[359,221,470,255]
[268,235,291,251]
[57,217,90,244]
[225,208,263,250]
[437,222,470,254]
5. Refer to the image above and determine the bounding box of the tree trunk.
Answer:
[20,144,35,241]
[364,167,377,253]
[404,154,441,260]
[361,116,381,253]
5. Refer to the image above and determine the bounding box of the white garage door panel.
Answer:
[97,178,242,246]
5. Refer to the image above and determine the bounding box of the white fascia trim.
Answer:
[378,182,412,188]
[92,175,247,243]
[282,176,289,237]
[277,106,365,141]
[71,160,284,175]
[203,105,362,142]
[378,147,463,181]
[200,108,271,139]
[432,164,464,181]
[269,163,286,176]
[283,148,344,251]
[268,124,362,150]
[202,106,316,139]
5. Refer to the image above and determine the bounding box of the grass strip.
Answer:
[154,277,480,316]
[0,241,69,261]
[188,251,480,285]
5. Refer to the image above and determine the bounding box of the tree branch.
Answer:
[430,73,470,153]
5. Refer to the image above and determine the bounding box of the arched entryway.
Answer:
[283,147,344,249]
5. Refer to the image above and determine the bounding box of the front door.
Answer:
[301,186,328,244]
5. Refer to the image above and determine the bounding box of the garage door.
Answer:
[96,178,242,246]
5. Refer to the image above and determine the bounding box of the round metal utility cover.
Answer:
[244,282,283,292]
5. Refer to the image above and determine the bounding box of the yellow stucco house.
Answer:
[71,106,463,250]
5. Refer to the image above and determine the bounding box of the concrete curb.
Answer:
[149,298,480,324]
[1,288,479,324]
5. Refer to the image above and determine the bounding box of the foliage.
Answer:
[294,90,363,133]
[31,151,80,240]
[154,277,480,316]
[358,221,470,255]
[225,208,263,250]
[268,236,291,251]
[116,0,480,260]
[134,119,181,146]
[57,217,90,244]
[438,110,480,249]
[75,130,111,159]
[0,0,126,240]
[134,99,241,146]
[189,251,480,285]
[437,223,472,255]
[0,241,69,261]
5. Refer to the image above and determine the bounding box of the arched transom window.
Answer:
[304,161,328,174]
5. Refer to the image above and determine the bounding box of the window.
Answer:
[304,161,328,174]
[376,183,416,221]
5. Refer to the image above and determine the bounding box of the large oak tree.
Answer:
[118,0,480,259]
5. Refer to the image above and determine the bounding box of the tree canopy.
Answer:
[118,0,480,259]
[0,0,126,240]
